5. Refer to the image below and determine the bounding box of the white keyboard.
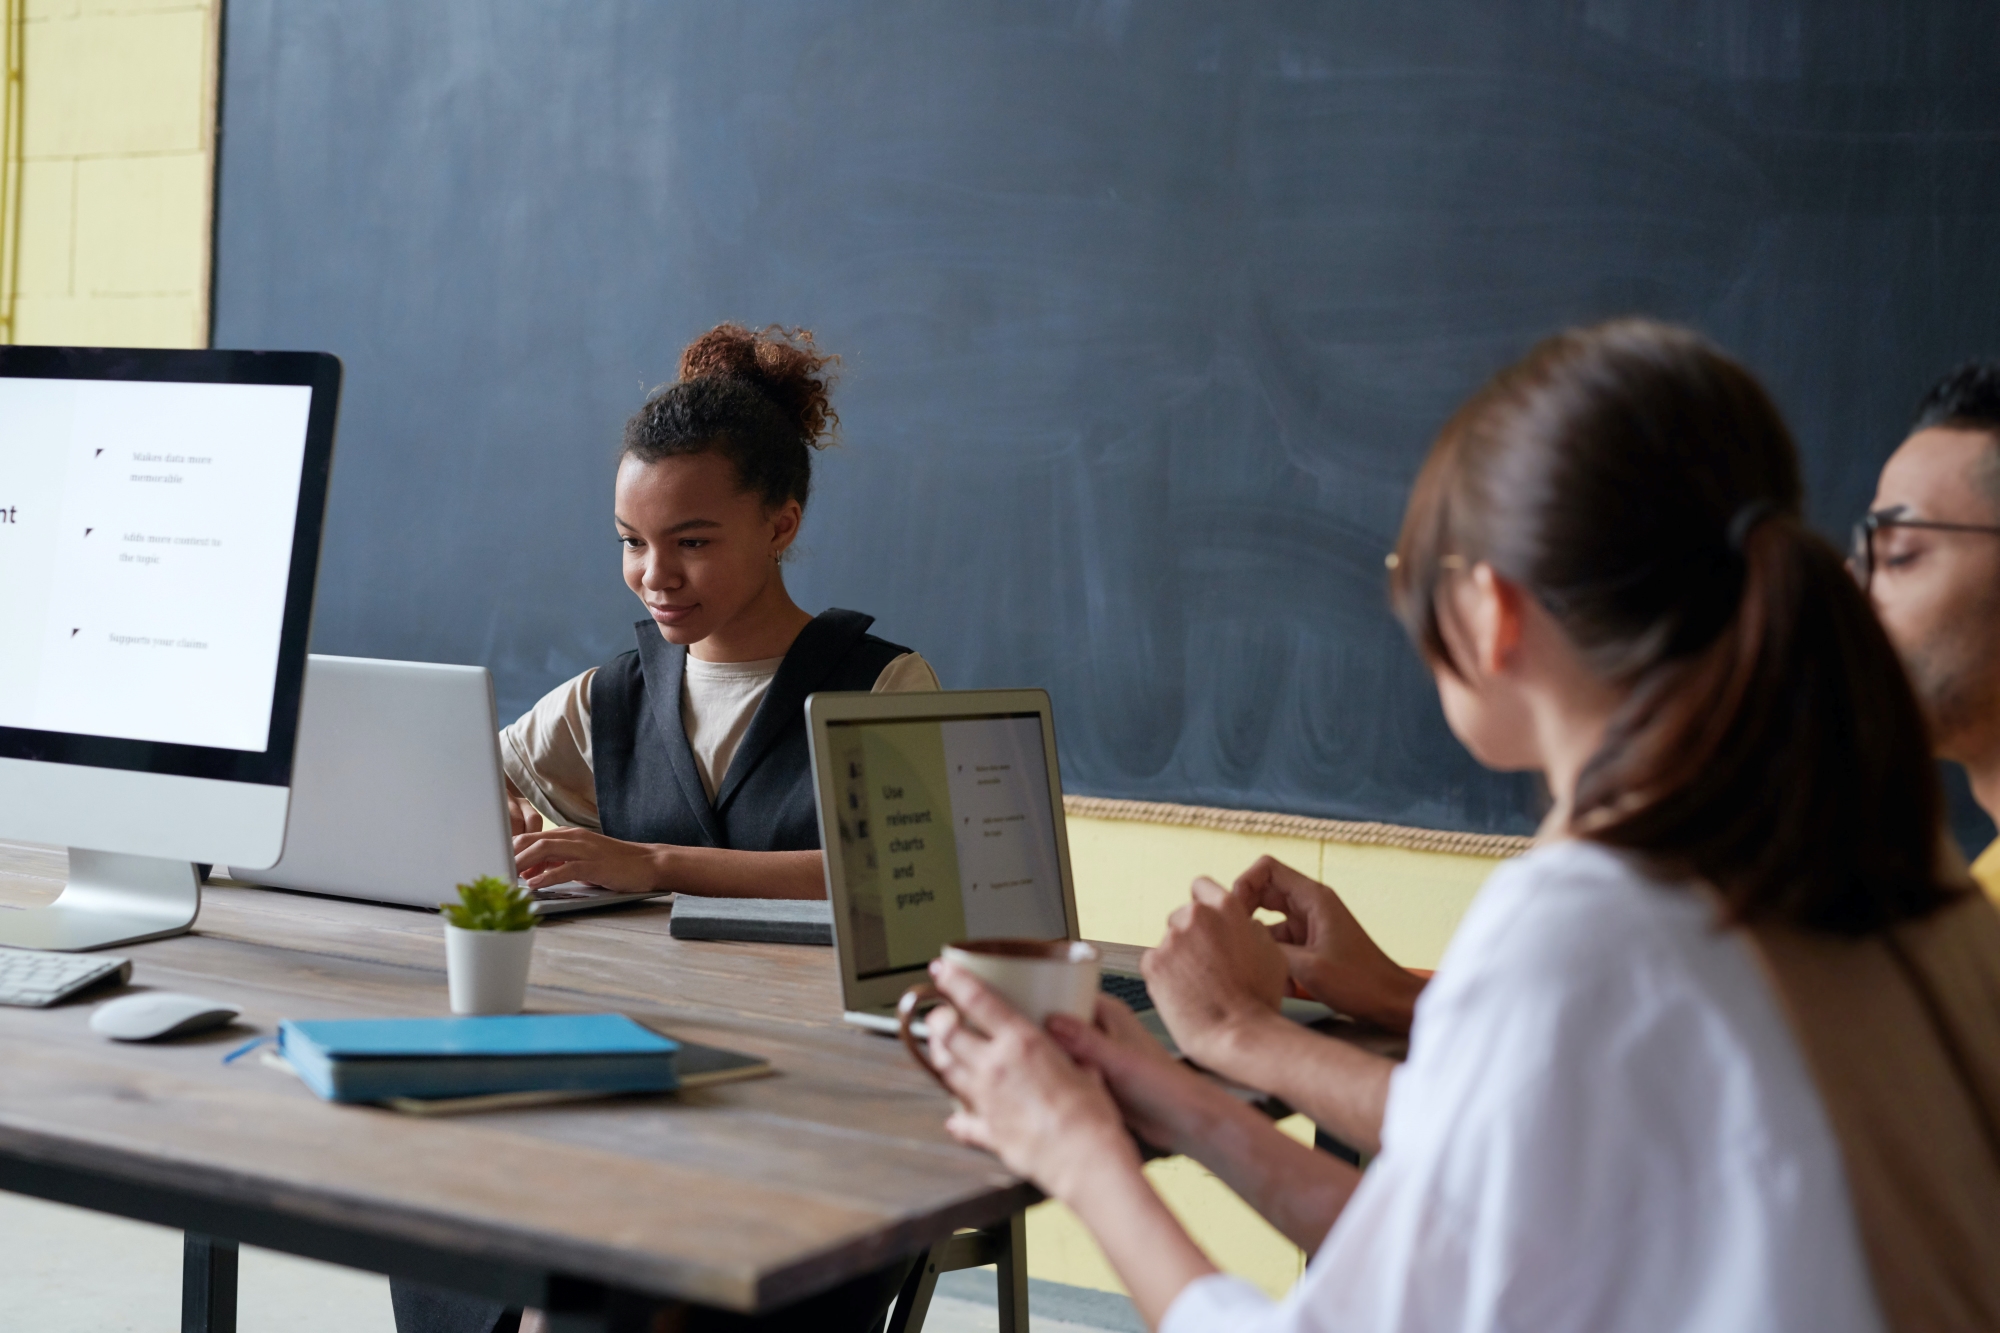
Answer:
[0,947,132,1008]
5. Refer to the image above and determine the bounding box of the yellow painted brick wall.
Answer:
[1066,813,1497,966]
[12,0,217,349]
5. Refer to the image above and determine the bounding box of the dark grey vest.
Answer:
[589,609,911,852]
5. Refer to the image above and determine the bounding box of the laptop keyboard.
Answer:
[1099,972,1155,1013]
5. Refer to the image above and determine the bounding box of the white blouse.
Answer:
[1161,839,1884,1333]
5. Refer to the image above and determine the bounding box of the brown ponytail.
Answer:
[1392,319,1961,935]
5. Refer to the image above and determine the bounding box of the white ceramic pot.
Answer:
[444,923,536,1015]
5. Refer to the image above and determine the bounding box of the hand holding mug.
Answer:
[897,938,1100,1088]
[914,950,1138,1202]
[1045,994,1227,1157]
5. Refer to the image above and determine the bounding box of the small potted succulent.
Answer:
[440,875,538,1015]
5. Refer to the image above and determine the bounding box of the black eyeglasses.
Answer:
[1849,507,2000,590]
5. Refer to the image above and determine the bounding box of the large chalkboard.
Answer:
[213,2,2000,840]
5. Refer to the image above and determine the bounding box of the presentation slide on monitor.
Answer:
[0,377,313,752]
[832,714,1069,977]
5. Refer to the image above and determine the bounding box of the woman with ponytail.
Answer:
[915,320,2000,1332]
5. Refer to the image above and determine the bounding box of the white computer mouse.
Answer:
[90,992,241,1042]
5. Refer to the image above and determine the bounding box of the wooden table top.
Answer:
[0,841,1091,1313]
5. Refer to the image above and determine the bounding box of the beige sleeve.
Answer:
[872,652,941,693]
[497,668,602,831]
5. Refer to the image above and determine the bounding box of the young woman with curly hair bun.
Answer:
[499,323,939,900]
[390,326,937,1333]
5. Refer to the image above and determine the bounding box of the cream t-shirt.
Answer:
[680,654,784,803]
[500,650,939,830]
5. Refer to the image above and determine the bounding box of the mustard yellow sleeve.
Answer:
[497,668,601,831]
[1969,838,2000,906]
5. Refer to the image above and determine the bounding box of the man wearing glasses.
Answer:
[1854,360,2000,900]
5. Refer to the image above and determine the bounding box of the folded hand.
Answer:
[1231,856,1424,1032]
[1141,876,1291,1069]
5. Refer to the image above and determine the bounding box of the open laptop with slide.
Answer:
[240,655,664,915]
[809,688,1192,1034]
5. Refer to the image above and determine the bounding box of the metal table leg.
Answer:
[994,1212,1028,1333]
[182,1233,238,1333]
[886,1211,1029,1333]
[885,1248,944,1333]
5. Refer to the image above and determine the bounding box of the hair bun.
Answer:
[678,323,838,448]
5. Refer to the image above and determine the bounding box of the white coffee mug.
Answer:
[898,938,1100,1089]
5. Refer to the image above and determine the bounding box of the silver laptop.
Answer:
[805,687,1160,1031]
[243,655,664,915]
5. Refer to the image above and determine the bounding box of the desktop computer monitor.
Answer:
[0,346,340,950]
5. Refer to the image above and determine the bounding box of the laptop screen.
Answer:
[825,711,1070,979]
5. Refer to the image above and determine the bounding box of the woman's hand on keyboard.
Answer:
[513,827,666,892]
[507,795,544,839]
[503,778,544,838]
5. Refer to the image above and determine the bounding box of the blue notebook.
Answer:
[277,1014,680,1104]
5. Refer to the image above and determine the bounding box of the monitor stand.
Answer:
[0,850,201,952]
